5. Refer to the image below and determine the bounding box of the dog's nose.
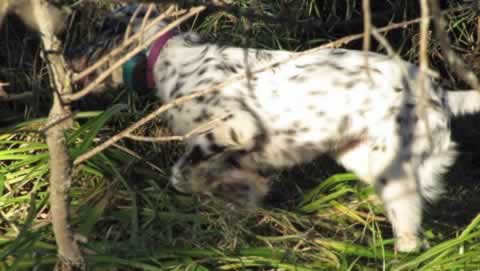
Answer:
[170,164,195,194]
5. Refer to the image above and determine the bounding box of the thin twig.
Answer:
[373,27,441,79]
[419,0,433,146]
[73,85,227,165]
[315,5,467,51]
[70,3,464,89]
[477,16,480,52]
[40,112,75,134]
[123,4,143,42]
[362,0,374,185]
[112,143,165,173]
[362,0,373,83]
[140,4,155,39]
[73,5,178,83]
[67,6,205,102]
[125,114,231,142]
[371,28,396,56]
[477,0,480,52]
[131,0,422,34]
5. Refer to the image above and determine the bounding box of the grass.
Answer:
[1,0,480,270]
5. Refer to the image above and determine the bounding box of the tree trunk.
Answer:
[33,0,84,269]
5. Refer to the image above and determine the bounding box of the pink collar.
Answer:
[147,30,174,89]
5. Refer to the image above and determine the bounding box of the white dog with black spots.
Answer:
[69,5,480,253]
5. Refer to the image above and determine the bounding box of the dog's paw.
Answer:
[395,234,422,253]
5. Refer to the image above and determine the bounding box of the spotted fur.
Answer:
[71,5,480,253]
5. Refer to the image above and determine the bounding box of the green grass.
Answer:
[1,0,480,270]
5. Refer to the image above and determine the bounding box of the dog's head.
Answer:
[186,152,272,208]
[66,4,168,94]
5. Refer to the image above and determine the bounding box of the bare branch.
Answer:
[28,0,84,269]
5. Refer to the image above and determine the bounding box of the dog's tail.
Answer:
[447,90,480,116]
